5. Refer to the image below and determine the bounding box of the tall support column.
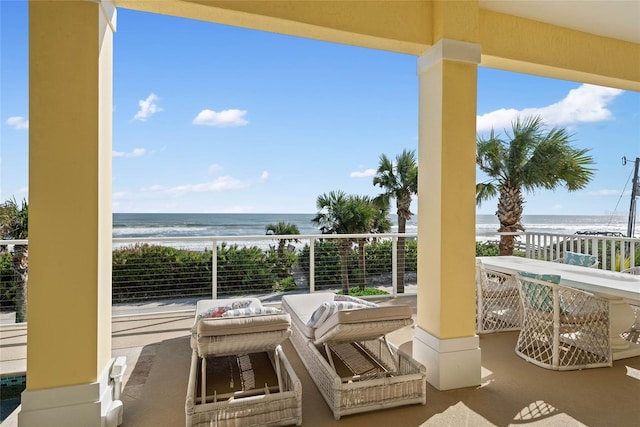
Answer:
[20,1,122,426]
[412,38,481,390]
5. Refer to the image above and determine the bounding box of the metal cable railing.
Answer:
[1,232,639,324]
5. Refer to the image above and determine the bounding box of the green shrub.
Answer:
[0,251,15,308]
[299,240,342,290]
[476,241,499,256]
[273,276,297,292]
[404,239,418,272]
[217,243,278,295]
[299,238,418,291]
[336,287,389,296]
[112,244,212,303]
[112,243,296,303]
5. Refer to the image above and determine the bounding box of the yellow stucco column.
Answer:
[412,38,481,390]
[20,1,123,426]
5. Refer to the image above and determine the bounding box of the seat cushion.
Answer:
[313,304,412,342]
[196,313,292,337]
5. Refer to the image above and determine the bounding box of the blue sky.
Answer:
[2,2,639,216]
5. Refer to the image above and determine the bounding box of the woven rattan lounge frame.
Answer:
[281,293,426,420]
[186,298,302,426]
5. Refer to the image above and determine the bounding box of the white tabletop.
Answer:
[478,256,640,303]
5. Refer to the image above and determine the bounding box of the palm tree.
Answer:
[476,115,595,255]
[312,191,390,293]
[265,221,300,257]
[353,195,391,290]
[373,149,418,293]
[0,198,29,322]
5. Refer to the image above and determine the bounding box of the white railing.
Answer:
[476,232,639,270]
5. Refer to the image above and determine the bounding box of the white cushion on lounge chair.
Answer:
[281,293,413,344]
[195,312,291,337]
[314,303,412,343]
[191,297,291,357]
[281,293,335,339]
[306,301,371,328]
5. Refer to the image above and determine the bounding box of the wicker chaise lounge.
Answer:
[281,293,427,420]
[186,298,302,427]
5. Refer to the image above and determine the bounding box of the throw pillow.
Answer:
[306,301,369,328]
[564,251,597,267]
[333,294,378,308]
[222,306,283,317]
[230,299,254,309]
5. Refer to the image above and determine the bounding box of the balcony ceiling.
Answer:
[480,0,640,44]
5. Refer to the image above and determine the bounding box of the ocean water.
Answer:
[112,213,637,239]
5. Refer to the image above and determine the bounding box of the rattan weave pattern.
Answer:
[514,274,612,370]
[476,260,522,333]
[185,347,302,427]
[288,321,426,420]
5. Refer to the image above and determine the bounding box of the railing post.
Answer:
[212,239,217,299]
[392,236,398,297]
[590,238,599,268]
[310,237,315,293]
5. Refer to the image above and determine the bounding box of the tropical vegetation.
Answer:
[299,238,418,291]
[266,221,300,257]
[476,115,595,255]
[373,149,418,293]
[0,198,29,322]
[312,190,391,293]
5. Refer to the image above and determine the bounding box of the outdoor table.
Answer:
[478,256,640,360]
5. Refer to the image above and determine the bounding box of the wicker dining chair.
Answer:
[620,267,640,344]
[475,259,522,333]
[514,272,612,370]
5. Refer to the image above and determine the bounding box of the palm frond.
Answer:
[476,182,498,206]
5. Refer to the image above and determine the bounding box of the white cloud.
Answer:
[193,109,248,127]
[586,189,624,196]
[6,116,29,130]
[164,176,248,195]
[141,185,166,192]
[208,163,223,174]
[551,204,563,210]
[259,171,269,182]
[133,93,163,122]
[350,168,376,178]
[477,84,623,133]
[113,148,147,158]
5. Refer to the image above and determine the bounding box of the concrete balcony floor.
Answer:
[2,295,639,426]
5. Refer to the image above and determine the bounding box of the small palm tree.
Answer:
[353,195,391,290]
[265,221,300,257]
[312,191,390,293]
[373,149,418,293]
[0,198,29,322]
[476,115,595,255]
